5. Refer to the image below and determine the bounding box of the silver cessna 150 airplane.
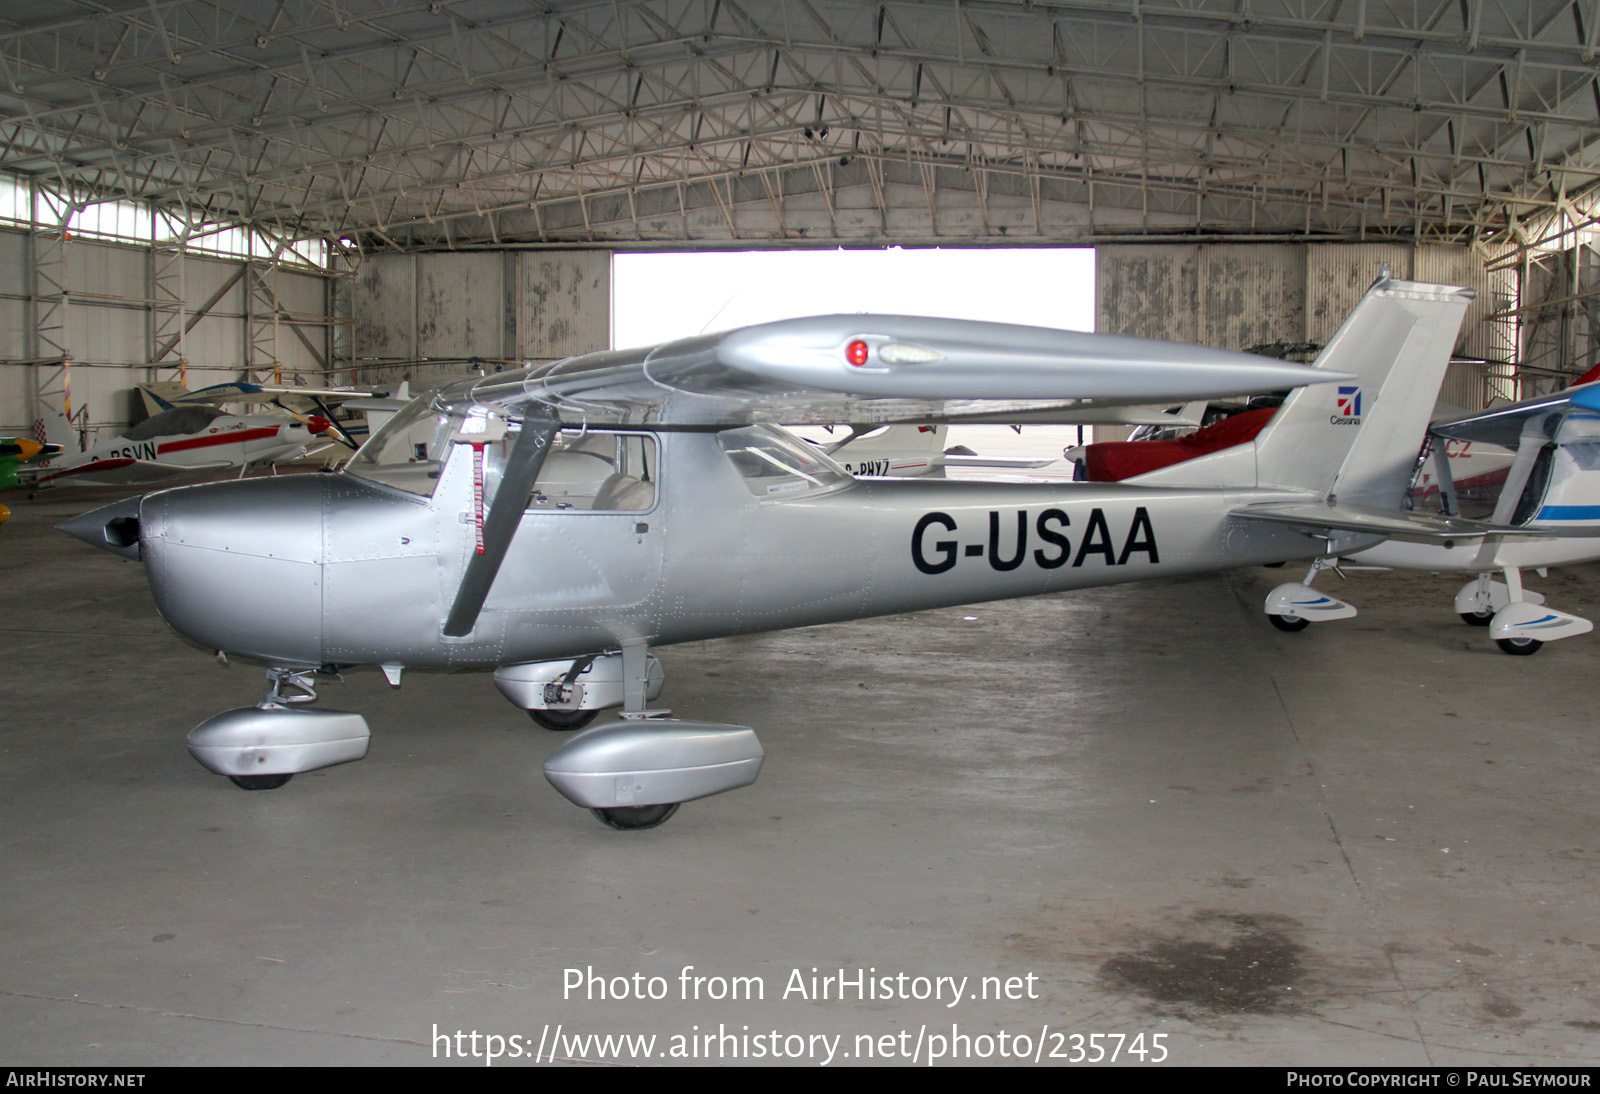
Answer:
[62,272,1534,829]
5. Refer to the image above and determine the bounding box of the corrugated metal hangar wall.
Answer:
[1097,243,1514,408]
[351,251,609,387]
[0,225,334,439]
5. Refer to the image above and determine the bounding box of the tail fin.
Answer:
[1133,271,1473,506]
[38,411,78,452]
[136,381,188,417]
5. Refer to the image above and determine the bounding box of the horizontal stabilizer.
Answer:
[1229,501,1596,543]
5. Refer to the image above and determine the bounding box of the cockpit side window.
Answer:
[352,402,658,511]
[482,428,657,512]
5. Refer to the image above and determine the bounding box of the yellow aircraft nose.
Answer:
[12,438,42,460]
[0,503,10,523]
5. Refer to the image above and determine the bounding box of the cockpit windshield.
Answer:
[346,397,453,495]
[123,405,228,441]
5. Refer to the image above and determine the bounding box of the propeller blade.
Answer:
[441,411,558,637]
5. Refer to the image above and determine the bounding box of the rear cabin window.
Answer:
[718,425,851,499]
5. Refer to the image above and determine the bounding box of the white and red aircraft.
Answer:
[22,404,333,490]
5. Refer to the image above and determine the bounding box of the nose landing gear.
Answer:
[186,667,371,790]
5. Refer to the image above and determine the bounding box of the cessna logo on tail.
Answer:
[912,507,1159,575]
[1333,386,1363,424]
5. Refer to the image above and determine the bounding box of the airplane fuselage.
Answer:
[138,431,1328,671]
[36,415,315,487]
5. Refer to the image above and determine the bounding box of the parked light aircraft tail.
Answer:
[0,436,64,490]
[1131,272,1470,502]
[1111,271,1592,650]
[64,276,1541,828]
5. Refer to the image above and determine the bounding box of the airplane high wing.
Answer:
[139,380,375,414]
[453,313,1342,427]
[64,275,1508,829]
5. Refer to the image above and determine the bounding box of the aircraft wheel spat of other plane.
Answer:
[65,274,1536,828]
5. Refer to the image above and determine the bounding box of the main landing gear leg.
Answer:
[541,639,765,830]
[591,640,680,829]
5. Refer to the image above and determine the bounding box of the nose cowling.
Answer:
[57,496,144,560]
[139,476,330,665]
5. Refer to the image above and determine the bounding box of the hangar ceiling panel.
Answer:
[0,1,1595,251]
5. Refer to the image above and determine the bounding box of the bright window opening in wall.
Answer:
[612,247,1096,462]
[0,172,330,269]
[613,247,1093,346]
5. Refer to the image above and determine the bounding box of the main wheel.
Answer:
[229,773,292,790]
[1495,636,1543,656]
[591,803,680,830]
[1460,609,1494,627]
[1269,613,1311,632]
[529,708,598,731]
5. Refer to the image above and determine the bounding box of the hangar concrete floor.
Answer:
[4,483,1600,1068]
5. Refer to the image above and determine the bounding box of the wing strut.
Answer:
[442,409,558,638]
